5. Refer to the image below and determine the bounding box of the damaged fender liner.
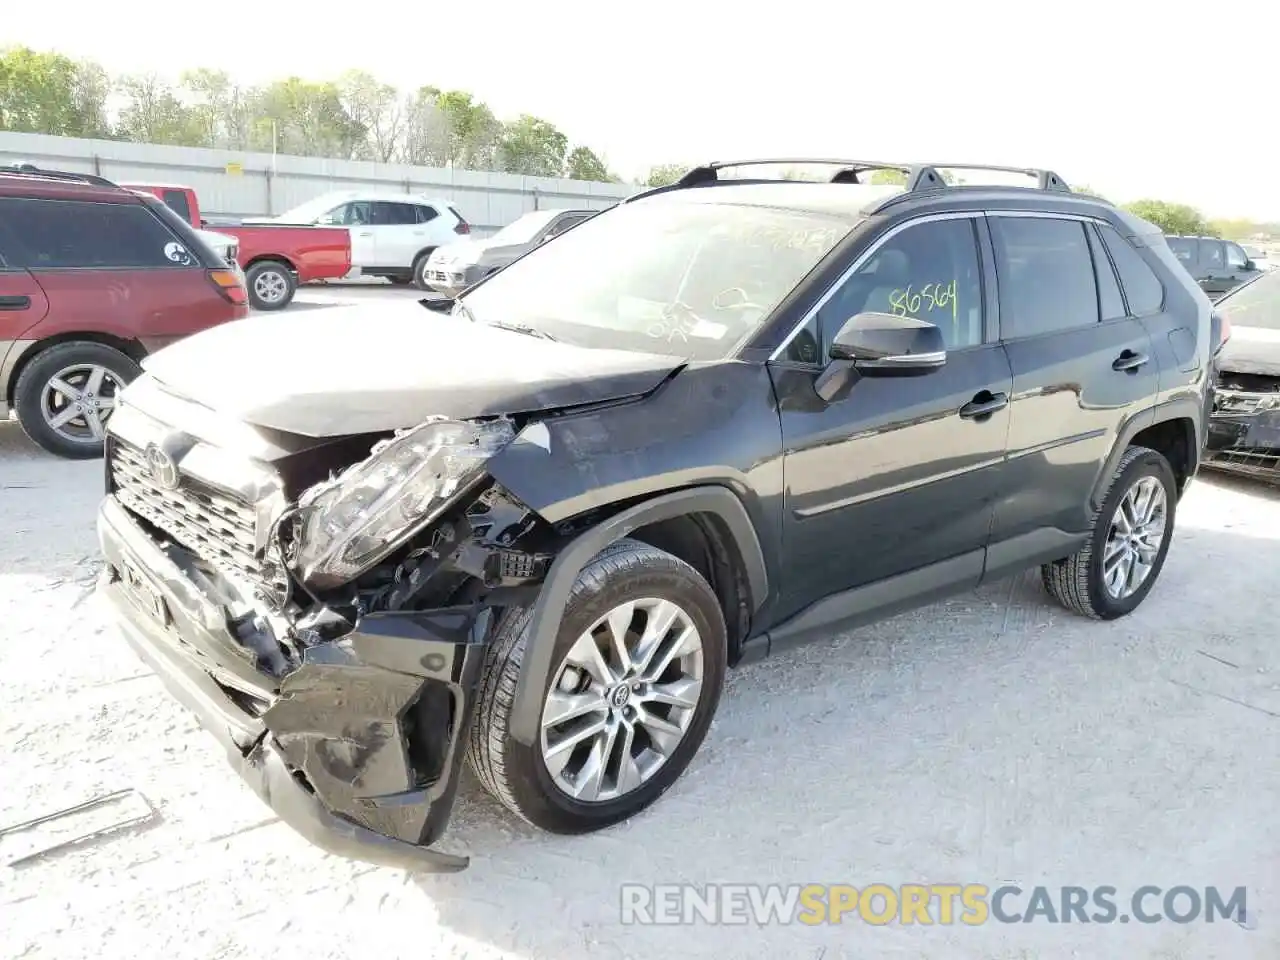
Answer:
[97,497,489,873]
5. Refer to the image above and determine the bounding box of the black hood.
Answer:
[140,303,684,437]
[1217,325,1280,378]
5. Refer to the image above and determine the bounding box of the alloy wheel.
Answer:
[253,269,289,304]
[540,597,704,803]
[39,363,123,445]
[1102,475,1168,600]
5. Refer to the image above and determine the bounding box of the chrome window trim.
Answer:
[768,210,982,362]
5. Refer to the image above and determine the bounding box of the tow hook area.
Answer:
[259,607,495,862]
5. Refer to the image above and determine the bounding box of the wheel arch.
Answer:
[1090,399,1203,510]
[245,254,297,274]
[5,332,146,407]
[508,485,769,745]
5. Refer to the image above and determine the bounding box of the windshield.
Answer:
[273,195,347,224]
[1217,270,1280,331]
[458,196,852,361]
[491,210,559,245]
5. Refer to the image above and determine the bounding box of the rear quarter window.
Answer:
[0,197,199,269]
[1165,237,1196,265]
[1097,223,1166,316]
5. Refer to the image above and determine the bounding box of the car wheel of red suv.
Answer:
[13,341,141,459]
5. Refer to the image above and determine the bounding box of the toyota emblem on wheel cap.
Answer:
[144,443,179,490]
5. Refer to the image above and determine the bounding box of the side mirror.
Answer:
[814,312,946,403]
[419,296,455,314]
[830,311,946,372]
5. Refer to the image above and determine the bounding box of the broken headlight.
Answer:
[292,417,514,589]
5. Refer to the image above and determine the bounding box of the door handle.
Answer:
[958,391,1009,420]
[0,295,31,310]
[1112,350,1149,372]
[358,231,373,237]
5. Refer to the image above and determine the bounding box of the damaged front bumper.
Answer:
[1204,389,1280,482]
[96,495,491,872]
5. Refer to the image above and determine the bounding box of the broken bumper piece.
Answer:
[96,496,489,873]
[1205,392,1280,483]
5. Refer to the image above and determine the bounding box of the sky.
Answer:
[6,0,1280,220]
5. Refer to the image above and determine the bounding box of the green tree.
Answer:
[565,145,612,182]
[644,163,689,187]
[114,74,204,146]
[867,168,956,186]
[0,46,110,137]
[498,114,569,177]
[180,68,254,149]
[434,90,501,169]
[337,70,402,162]
[401,85,450,166]
[1123,199,1216,236]
[249,77,365,159]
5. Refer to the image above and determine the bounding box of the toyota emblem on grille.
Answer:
[144,443,180,490]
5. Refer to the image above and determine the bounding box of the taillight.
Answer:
[454,221,470,235]
[1210,311,1231,357]
[208,268,247,306]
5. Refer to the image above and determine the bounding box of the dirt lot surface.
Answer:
[2,285,1277,959]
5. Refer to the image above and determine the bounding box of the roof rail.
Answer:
[0,163,118,189]
[624,158,1070,203]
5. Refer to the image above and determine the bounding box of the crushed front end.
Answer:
[1204,371,1280,484]
[96,377,555,871]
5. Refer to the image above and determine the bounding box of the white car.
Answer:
[1242,244,1275,272]
[196,227,246,288]
[257,191,472,289]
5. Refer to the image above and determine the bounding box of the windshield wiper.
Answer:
[485,319,557,341]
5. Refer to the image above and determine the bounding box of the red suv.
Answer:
[0,166,249,458]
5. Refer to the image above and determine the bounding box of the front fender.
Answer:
[508,486,769,746]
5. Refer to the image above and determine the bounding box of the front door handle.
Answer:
[1112,349,1149,372]
[0,295,31,310]
[959,391,1009,420]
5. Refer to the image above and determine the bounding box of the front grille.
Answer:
[110,440,263,581]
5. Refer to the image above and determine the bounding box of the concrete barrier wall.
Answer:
[0,131,640,236]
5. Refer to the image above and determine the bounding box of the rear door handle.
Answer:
[1112,350,1149,372]
[0,295,31,310]
[958,391,1009,420]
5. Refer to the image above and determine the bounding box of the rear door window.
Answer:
[989,216,1099,338]
[372,202,419,226]
[1165,237,1196,266]
[1199,239,1225,270]
[1085,225,1127,322]
[0,197,196,269]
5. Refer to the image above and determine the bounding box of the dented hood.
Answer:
[140,302,683,437]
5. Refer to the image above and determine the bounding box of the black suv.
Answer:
[1165,234,1263,299]
[97,159,1217,872]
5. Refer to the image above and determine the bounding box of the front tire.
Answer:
[411,250,437,291]
[468,539,727,834]
[1041,445,1177,619]
[13,341,141,459]
[246,261,296,310]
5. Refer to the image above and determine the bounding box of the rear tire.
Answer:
[13,341,141,459]
[246,261,296,310]
[468,539,727,834]
[1041,445,1177,619]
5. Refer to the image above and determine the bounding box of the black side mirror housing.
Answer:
[814,311,947,403]
[419,296,455,314]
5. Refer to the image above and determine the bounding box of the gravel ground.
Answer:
[1,287,1278,958]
